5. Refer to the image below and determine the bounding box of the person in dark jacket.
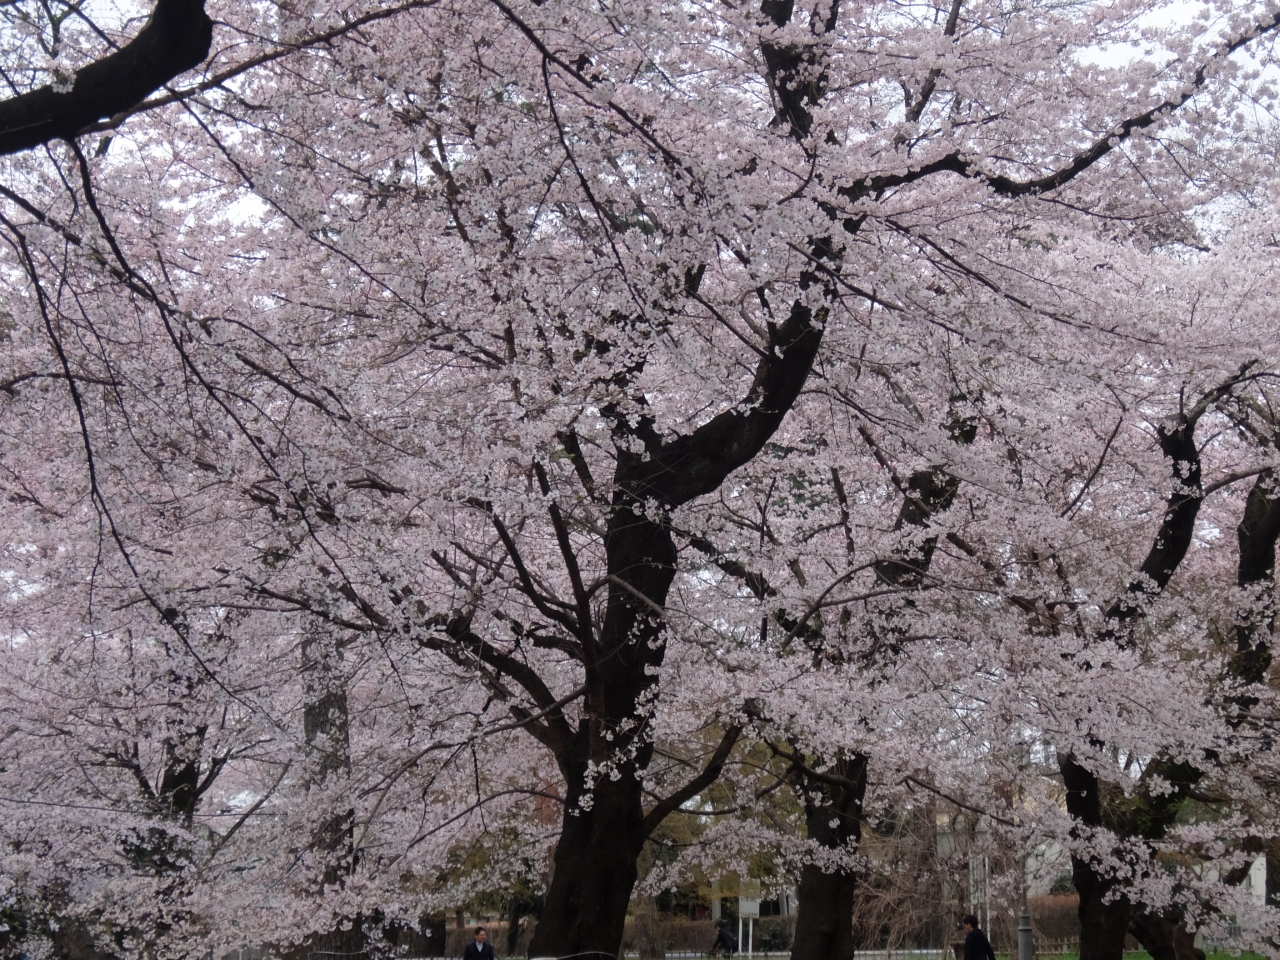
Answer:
[962,915,996,960]
[462,926,495,960]
[711,920,738,957]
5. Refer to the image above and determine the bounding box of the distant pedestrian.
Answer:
[463,926,495,960]
[710,920,738,958]
[962,914,996,960]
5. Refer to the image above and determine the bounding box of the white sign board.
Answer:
[739,879,761,918]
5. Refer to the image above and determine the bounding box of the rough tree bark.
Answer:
[787,755,869,960]
[1128,907,1205,960]
[1062,406,1211,960]
[1062,373,1275,960]
[302,625,354,886]
[1121,470,1280,959]
[528,293,826,960]
[786,405,975,960]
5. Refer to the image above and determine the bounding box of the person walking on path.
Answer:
[962,914,996,960]
[463,926,495,960]
[710,920,738,958]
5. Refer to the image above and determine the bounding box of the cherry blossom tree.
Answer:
[669,187,1280,959]
[5,0,1280,958]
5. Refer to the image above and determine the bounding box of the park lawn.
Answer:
[1002,952,1265,960]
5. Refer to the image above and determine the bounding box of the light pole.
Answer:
[1018,858,1034,960]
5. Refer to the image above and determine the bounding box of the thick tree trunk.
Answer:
[1074,867,1130,960]
[525,187,825,955]
[302,625,352,886]
[1060,754,1130,960]
[788,755,868,960]
[789,446,969,960]
[1128,908,1204,960]
[529,766,647,958]
[529,504,676,960]
[792,864,858,960]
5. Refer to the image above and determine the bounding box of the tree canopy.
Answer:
[3,0,1280,959]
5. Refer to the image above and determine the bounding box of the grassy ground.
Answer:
[614,950,1272,960]
[613,953,1273,960]
[1011,953,1265,960]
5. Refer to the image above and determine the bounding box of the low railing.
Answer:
[1034,938,1080,955]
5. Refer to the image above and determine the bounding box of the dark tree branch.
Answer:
[1229,470,1280,689]
[1061,415,1124,518]
[425,614,579,756]
[533,462,599,664]
[902,774,1017,827]
[845,7,1280,202]
[465,496,581,633]
[624,291,827,508]
[78,0,445,136]
[0,0,213,155]
[558,429,599,500]
[903,0,963,124]
[830,465,857,560]
[685,533,777,601]
[1107,365,1260,626]
[767,741,862,790]
[642,724,743,837]
[759,0,841,142]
